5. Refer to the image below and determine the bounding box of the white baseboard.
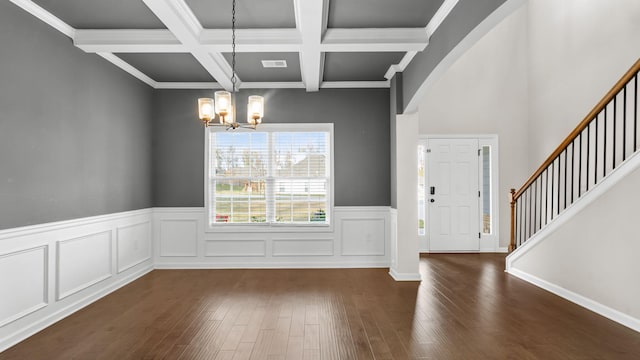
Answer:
[507,268,640,333]
[388,268,422,281]
[155,261,389,269]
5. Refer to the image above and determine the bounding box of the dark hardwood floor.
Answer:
[2,254,639,359]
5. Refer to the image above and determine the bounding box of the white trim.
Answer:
[425,0,460,38]
[241,82,306,89]
[404,0,527,113]
[9,0,75,38]
[116,222,152,273]
[0,245,49,328]
[321,28,428,52]
[74,29,184,53]
[142,0,235,90]
[154,261,389,269]
[204,239,267,257]
[507,268,640,333]
[55,231,113,300]
[96,53,157,88]
[271,238,334,257]
[321,81,390,89]
[200,28,302,52]
[0,209,152,240]
[388,269,422,281]
[154,82,222,89]
[385,51,418,80]
[293,0,326,92]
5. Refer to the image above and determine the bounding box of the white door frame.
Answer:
[419,134,500,252]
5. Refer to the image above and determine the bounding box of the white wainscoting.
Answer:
[0,206,391,351]
[153,207,391,268]
[0,209,153,352]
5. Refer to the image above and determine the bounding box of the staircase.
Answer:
[509,58,640,251]
[505,58,640,332]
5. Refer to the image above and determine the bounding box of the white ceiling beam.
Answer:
[96,53,157,87]
[74,30,185,53]
[294,0,326,92]
[200,29,302,52]
[321,81,390,89]
[142,0,235,90]
[74,28,429,54]
[322,28,428,52]
[144,81,389,90]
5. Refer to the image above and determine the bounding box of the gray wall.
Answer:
[402,0,507,112]
[0,2,154,229]
[153,88,391,207]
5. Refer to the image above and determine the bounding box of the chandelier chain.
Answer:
[231,0,236,94]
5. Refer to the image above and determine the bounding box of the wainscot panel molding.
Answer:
[56,230,112,300]
[0,209,153,353]
[153,207,391,268]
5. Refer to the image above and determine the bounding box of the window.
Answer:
[481,145,492,234]
[417,144,426,236]
[206,124,332,228]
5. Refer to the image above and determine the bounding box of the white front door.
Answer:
[427,138,480,251]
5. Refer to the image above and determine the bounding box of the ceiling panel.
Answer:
[328,0,445,28]
[32,0,166,29]
[222,52,301,82]
[323,52,405,81]
[186,0,296,29]
[115,53,214,82]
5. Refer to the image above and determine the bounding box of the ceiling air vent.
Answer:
[261,60,288,68]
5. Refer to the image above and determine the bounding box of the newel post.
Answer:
[509,188,516,252]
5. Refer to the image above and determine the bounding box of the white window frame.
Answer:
[204,123,334,233]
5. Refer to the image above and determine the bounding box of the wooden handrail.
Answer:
[514,58,640,200]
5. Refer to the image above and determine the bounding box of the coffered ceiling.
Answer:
[11,0,459,91]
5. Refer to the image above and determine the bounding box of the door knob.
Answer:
[430,199,435,203]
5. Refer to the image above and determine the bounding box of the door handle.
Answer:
[430,199,435,203]
[430,186,435,195]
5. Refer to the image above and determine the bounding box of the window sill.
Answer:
[205,222,334,233]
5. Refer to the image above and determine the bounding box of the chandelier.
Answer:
[197,0,264,129]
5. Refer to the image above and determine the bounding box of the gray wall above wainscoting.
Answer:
[152,88,391,207]
[0,1,154,230]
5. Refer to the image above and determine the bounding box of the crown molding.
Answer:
[384,51,418,80]
[96,53,157,87]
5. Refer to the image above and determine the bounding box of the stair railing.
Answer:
[510,58,640,251]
